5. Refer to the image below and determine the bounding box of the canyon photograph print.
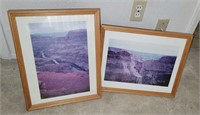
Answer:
[105,46,177,87]
[29,21,90,99]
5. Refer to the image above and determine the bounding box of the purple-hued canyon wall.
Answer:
[30,29,90,99]
[105,47,177,87]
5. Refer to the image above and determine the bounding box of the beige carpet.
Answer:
[0,48,199,115]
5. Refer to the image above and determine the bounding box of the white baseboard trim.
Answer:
[185,1,200,33]
[1,53,16,59]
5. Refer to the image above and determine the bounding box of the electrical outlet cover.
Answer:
[130,0,147,21]
[155,19,170,31]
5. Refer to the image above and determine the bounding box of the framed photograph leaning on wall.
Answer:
[101,25,193,97]
[8,9,101,110]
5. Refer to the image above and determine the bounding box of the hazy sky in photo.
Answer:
[29,21,86,34]
[109,38,179,56]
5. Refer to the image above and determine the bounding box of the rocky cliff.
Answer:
[105,47,177,86]
[31,29,90,99]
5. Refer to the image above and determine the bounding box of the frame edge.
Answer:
[7,8,102,111]
[101,25,193,98]
[7,10,33,111]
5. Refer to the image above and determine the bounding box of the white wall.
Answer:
[0,0,199,59]
[0,22,12,59]
[0,1,12,59]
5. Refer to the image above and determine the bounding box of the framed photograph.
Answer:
[101,25,193,97]
[8,9,101,110]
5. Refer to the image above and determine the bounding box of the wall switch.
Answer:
[130,0,147,21]
[155,19,170,31]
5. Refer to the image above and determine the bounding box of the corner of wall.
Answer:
[185,0,200,34]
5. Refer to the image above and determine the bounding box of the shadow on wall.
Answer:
[191,22,199,48]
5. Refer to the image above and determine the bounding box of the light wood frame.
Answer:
[8,9,101,111]
[101,25,193,97]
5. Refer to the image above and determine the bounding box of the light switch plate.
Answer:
[155,19,170,31]
[130,0,147,21]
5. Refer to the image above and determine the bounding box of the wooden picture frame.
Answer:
[101,25,193,97]
[8,9,101,110]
